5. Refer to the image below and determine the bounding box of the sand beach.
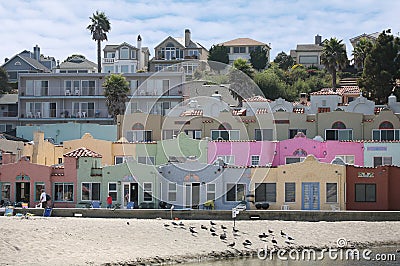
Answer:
[0,216,399,265]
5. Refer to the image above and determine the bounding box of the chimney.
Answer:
[315,35,322,45]
[4,58,9,63]
[185,29,191,47]
[2,152,16,164]
[33,45,40,61]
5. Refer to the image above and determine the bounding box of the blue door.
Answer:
[302,182,320,210]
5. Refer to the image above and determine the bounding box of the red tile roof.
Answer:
[336,86,361,95]
[310,88,340,96]
[256,108,269,114]
[64,147,102,158]
[244,95,271,102]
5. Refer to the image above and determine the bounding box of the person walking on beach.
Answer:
[39,189,47,208]
[106,193,113,209]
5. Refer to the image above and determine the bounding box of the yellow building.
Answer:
[250,155,345,211]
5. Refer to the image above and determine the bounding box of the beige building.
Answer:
[218,38,271,65]
[250,155,346,210]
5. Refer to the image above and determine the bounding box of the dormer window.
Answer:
[120,47,129,59]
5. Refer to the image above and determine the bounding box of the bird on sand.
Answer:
[287,236,295,241]
[179,221,185,226]
[280,230,286,237]
[189,227,197,235]
[259,233,268,240]
[210,227,216,233]
[211,232,218,237]
[228,242,235,248]
[210,221,216,226]
[201,225,208,230]
[268,229,274,234]
[127,221,130,225]
[172,221,178,226]
[220,233,227,241]
[232,227,239,233]
[272,237,278,245]
[221,225,227,230]
[164,224,170,228]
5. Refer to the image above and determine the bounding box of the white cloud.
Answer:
[0,0,399,65]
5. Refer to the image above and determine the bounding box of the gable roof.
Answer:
[59,57,97,70]
[219,38,269,47]
[64,147,102,158]
[2,54,49,72]
[295,44,323,51]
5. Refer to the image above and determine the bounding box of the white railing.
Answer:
[103,58,115,63]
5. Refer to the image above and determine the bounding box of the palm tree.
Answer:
[103,74,130,123]
[321,38,348,90]
[87,11,111,73]
[352,37,373,71]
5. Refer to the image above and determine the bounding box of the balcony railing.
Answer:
[103,58,116,63]
[0,111,18,117]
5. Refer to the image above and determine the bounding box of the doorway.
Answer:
[16,182,30,203]
[123,183,139,208]
[302,182,320,210]
[184,182,200,209]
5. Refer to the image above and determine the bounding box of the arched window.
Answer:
[218,123,232,130]
[132,123,144,130]
[379,121,394,129]
[332,121,346,129]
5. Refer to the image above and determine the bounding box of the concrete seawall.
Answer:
[12,208,400,221]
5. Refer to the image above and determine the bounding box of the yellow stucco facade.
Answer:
[250,155,346,210]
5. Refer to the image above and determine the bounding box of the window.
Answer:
[373,156,392,167]
[26,80,48,96]
[120,47,129,59]
[332,121,346,129]
[143,183,153,202]
[255,183,276,202]
[233,47,246,53]
[322,100,327,106]
[54,183,73,202]
[334,155,355,165]
[255,129,273,141]
[81,182,100,201]
[326,183,337,203]
[168,183,177,202]
[1,183,10,202]
[0,124,12,132]
[121,65,129,73]
[106,52,115,58]
[72,102,95,117]
[108,183,117,201]
[65,80,81,95]
[299,55,318,64]
[81,80,95,96]
[131,50,137,59]
[137,156,155,165]
[355,184,376,202]
[215,155,235,165]
[285,157,305,164]
[251,155,260,166]
[185,130,202,140]
[226,183,246,202]
[289,129,307,139]
[163,130,180,140]
[58,158,63,164]
[188,50,199,57]
[35,183,45,201]
[114,156,133,164]
[126,130,152,142]
[206,183,216,201]
[285,183,296,203]
[26,102,57,118]
[372,130,400,141]
[325,129,352,140]
[211,130,240,140]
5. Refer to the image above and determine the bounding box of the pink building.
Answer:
[0,153,77,208]
[272,133,364,166]
[208,141,276,166]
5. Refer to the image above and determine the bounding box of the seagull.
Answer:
[220,233,227,241]
[189,227,197,235]
[164,224,170,228]
[259,233,268,239]
[244,239,252,245]
[179,221,185,227]
[127,221,130,225]
[210,221,216,226]
[221,225,227,230]
[232,228,239,233]
[211,232,218,237]
[243,240,252,247]
[228,242,235,248]
[287,236,295,241]
[268,229,274,234]
[285,240,293,245]
[280,230,286,237]
[272,237,277,245]
[201,225,208,230]
[210,227,216,233]
[172,221,178,226]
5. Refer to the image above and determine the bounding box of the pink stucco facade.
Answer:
[208,141,276,166]
[272,135,364,166]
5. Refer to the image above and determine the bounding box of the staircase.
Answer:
[339,78,358,87]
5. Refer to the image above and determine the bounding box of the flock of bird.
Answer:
[162,220,296,249]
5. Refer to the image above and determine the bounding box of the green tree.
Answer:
[228,58,256,105]
[207,45,229,72]
[103,74,130,123]
[0,67,10,94]
[273,51,294,70]
[352,37,373,70]
[87,11,111,73]
[250,46,268,71]
[360,31,400,103]
[321,37,348,90]
[254,69,287,100]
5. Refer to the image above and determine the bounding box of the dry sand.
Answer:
[0,216,399,265]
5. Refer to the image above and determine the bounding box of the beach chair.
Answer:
[43,207,52,217]
[126,202,134,209]
[91,201,101,208]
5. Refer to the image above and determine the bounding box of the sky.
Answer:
[0,0,399,65]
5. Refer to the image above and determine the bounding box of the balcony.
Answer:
[0,111,18,118]
[103,58,116,64]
